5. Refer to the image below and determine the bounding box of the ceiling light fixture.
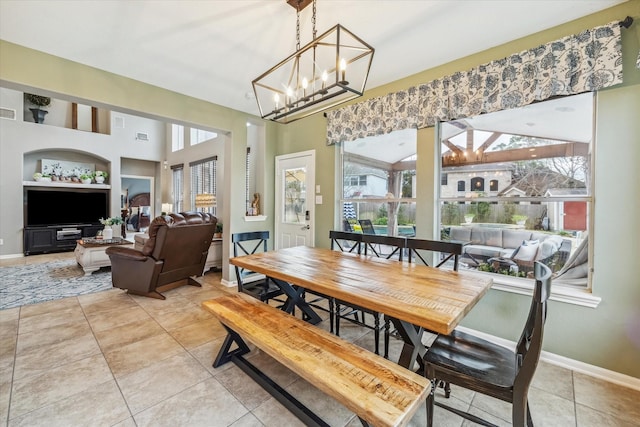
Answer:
[252,0,374,124]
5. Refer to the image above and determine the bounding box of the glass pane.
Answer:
[284,167,306,224]
[341,201,416,237]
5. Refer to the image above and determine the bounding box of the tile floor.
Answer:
[1,252,639,426]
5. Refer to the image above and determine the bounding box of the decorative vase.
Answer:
[95,176,105,184]
[81,178,92,185]
[40,176,52,183]
[29,108,48,124]
[103,227,113,240]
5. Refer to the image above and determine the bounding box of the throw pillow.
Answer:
[513,240,540,262]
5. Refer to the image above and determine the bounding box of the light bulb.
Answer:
[273,93,280,110]
[302,78,308,89]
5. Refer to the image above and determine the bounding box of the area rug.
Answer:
[0,260,112,310]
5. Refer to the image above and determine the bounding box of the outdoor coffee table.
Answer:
[74,237,133,276]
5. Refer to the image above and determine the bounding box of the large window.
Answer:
[171,124,184,152]
[190,128,217,146]
[340,128,417,236]
[171,164,184,213]
[439,93,593,289]
[190,157,217,215]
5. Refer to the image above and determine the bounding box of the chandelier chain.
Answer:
[296,0,301,51]
[312,0,317,40]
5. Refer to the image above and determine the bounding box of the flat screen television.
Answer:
[25,187,109,227]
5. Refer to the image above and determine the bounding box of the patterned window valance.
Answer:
[326,21,623,145]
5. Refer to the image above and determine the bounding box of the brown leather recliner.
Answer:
[106,211,217,299]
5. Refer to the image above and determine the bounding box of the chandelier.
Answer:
[252,0,374,124]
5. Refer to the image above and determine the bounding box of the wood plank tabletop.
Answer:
[230,246,493,335]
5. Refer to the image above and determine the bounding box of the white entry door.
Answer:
[275,150,315,249]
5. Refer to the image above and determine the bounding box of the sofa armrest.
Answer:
[105,246,148,262]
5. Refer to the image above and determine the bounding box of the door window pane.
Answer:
[284,167,306,224]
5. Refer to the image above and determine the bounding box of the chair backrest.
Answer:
[343,220,354,232]
[361,234,406,261]
[406,238,464,271]
[329,230,362,254]
[358,219,376,235]
[232,231,269,289]
[514,262,552,392]
[146,211,217,286]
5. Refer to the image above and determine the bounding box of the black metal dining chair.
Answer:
[232,231,285,304]
[333,232,406,356]
[424,262,552,427]
[382,238,465,358]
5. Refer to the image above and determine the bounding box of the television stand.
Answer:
[24,224,104,255]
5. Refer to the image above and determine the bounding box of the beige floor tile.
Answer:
[13,333,101,380]
[18,296,80,319]
[152,305,215,332]
[169,316,227,349]
[575,402,640,427]
[93,317,165,353]
[78,289,139,315]
[133,377,248,427]
[116,352,211,414]
[229,412,264,427]
[251,397,306,427]
[85,304,152,333]
[9,353,113,419]
[0,307,20,322]
[104,332,184,378]
[285,377,355,427]
[215,364,272,410]
[7,380,130,427]
[0,367,13,423]
[249,351,301,388]
[17,305,87,334]
[111,417,137,427]
[16,319,93,354]
[573,372,640,424]
[0,334,17,371]
[531,359,574,401]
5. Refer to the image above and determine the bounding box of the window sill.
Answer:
[243,215,267,222]
[471,270,601,308]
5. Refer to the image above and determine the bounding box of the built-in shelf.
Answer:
[243,215,267,222]
[23,181,111,189]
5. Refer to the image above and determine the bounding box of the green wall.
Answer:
[277,1,640,378]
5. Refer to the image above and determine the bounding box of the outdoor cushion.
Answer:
[464,244,503,258]
[450,227,471,242]
[514,240,540,262]
[536,235,564,260]
[470,228,502,247]
[502,230,533,249]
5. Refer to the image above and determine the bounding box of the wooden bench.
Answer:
[202,293,429,427]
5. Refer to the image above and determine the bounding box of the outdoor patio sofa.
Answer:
[447,225,571,272]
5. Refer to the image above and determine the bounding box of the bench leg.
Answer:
[213,325,251,368]
[232,354,330,427]
[276,280,322,325]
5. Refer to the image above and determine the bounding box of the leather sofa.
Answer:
[106,211,217,299]
[447,225,571,272]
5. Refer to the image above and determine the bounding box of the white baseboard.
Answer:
[0,253,24,260]
[220,278,236,288]
[457,326,640,392]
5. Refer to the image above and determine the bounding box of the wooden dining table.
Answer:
[230,245,493,370]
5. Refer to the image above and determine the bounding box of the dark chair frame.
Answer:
[358,219,376,235]
[406,238,464,270]
[424,262,552,427]
[362,234,406,261]
[329,230,362,253]
[383,238,464,358]
[232,231,285,304]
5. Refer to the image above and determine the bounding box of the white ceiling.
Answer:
[0,0,625,118]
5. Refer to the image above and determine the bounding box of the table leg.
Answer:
[272,278,323,325]
[389,317,425,372]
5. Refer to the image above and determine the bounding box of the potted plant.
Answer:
[79,173,93,184]
[464,214,474,224]
[214,223,223,238]
[512,215,528,226]
[93,171,108,184]
[25,93,51,124]
[99,217,124,240]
